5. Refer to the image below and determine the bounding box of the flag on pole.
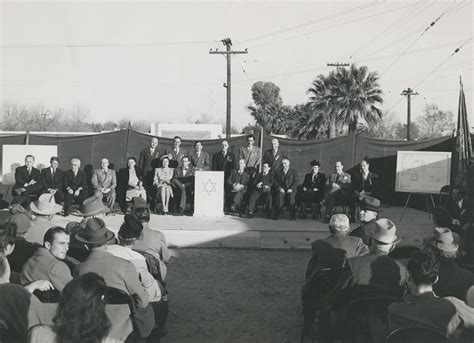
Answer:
[456,76,473,171]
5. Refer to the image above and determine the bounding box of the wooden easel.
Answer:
[399,192,436,221]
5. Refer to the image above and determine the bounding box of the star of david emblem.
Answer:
[202,179,217,195]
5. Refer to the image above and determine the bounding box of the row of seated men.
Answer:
[301,190,474,342]
[0,195,170,343]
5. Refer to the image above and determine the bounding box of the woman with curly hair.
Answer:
[29,272,123,343]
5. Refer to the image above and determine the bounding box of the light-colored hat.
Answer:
[431,227,459,253]
[77,196,109,217]
[366,218,400,244]
[30,194,62,215]
[74,217,115,245]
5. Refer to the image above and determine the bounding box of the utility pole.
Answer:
[210,38,248,138]
[327,62,350,71]
[401,88,419,141]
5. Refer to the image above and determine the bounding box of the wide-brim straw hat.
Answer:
[30,194,62,215]
[75,217,115,245]
[366,218,400,244]
[77,196,109,217]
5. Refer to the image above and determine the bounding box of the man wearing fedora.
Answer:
[349,196,381,245]
[306,214,368,279]
[25,194,62,245]
[63,158,88,217]
[425,227,474,302]
[76,217,155,340]
[344,218,407,295]
[300,160,326,219]
[5,213,38,275]
[21,226,72,291]
[91,158,117,213]
[388,251,474,339]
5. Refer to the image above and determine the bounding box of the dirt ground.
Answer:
[161,248,310,343]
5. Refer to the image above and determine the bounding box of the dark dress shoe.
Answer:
[247,211,253,219]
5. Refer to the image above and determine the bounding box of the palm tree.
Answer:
[307,64,383,138]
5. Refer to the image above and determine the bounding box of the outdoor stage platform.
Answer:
[53,205,433,250]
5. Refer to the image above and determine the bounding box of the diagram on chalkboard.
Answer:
[395,151,451,194]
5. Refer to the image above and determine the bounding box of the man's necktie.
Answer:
[27,168,31,175]
[312,173,316,182]
[52,168,56,178]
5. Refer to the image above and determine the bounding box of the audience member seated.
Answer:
[63,158,88,217]
[5,213,39,275]
[274,157,299,221]
[459,226,474,266]
[323,160,353,223]
[76,218,154,340]
[153,156,174,215]
[29,272,123,343]
[0,222,17,257]
[300,160,326,219]
[423,207,461,249]
[262,138,283,172]
[350,196,381,245]
[107,214,167,340]
[92,158,117,213]
[12,154,42,207]
[424,227,474,301]
[212,140,236,181]
[0,254,54,343]
[21,227,72,291]
[25,194,62,245]
[443,186,471,232]
[306,214,368,278]
[239,134,261,177]
[39,156,65,206]
[164,135,187,168]
[190,140,210,171]
[343,218,407,297]
[388,251,474,340]
[226,159,250,214]
[247,162,274,218]
[132,197,171,281]
[117,156,146,214]
[172,155,195,216]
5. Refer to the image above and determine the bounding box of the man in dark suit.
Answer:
[239,134,261,177]
[227,159,250,214]
[352,157,378,219]
[262,138,283,172]
[165,136,187,169]
[323,160,353,223]
[12,155,42,207]
[171,155,195,216]
[40,156,64,204]
[138,137,161,208]
[63,158,88,216]
[212,140,236,180]
[190,140,210,171]
[274,157,299,220]
[301,160,326,219]
[247,162,274,218]
[443,186,471,230]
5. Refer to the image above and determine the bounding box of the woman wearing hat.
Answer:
[153,156,174,215]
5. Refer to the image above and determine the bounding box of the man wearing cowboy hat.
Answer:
[426,227,474,302]
[349,196,381,245]
[21,226,72,291]
[306,214,368,278]
[344,218,407,295]
[25,194,62,245]
[76,217,154,340]
[388,251,474,339]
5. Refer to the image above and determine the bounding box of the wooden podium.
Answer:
[194,171,225,217]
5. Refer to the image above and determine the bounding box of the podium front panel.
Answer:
[194,171,224,217]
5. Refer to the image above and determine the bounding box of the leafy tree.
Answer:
[416,103,455,138]
[308,64,383,138]
[394,122,420,140]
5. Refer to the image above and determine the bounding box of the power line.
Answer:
[380,0,458,76]
[236,2,380,45]
[1,39,220,48]
[245,3,419,50]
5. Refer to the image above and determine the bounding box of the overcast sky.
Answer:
[1,1,472,131]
